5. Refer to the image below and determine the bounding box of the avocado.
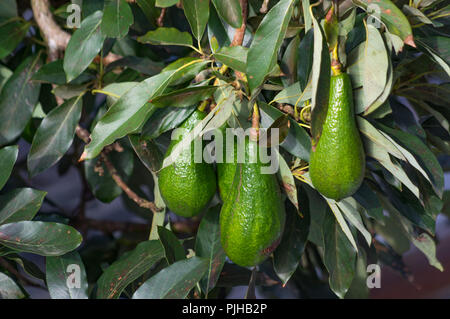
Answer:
[158,110,217,217]
[309,72,365,200]
[216,125,237,202]
[220,137,285,267]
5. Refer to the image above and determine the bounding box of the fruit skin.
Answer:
[309,72,365,201]
[220,137,285,267]
[158,110,217,217]
[216,125,238,202]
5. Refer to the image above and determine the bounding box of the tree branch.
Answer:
[231,0,248,47]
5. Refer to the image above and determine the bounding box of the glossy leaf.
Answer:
[277,151,298,210]
[376,122,444,197]
[101,0,134,38]
[158,226,186,264]
[151,86,217,108]
[156,0,179,7]
[141,106,196,140]
[259,102,311,161]
[247,0,294,93]
[27,95,83,177]
[214,46,247,73]
[96,240,165,299]
[0,272,25,299]
[137,27,193,47]
[132,256,209,299]
[0,20,30,59]
[161,91,235,169]
[360,24,390,113]
[46,251,89,299]
[64,11,106,82]
[85,148,134,203]
[416,37,450,76]
[182,0,210,40]
[0,188,47,225]
[0,221,82,256]
[83,59,206,160]
[195,204,226,294]
[273,196,310,285]
[129,135,164,172]
[0,55,41,146]
[323,208,357,298]
[0,145,18,190]
[211,0,242,28]
[352,0,415,48]
[309,4,331,145]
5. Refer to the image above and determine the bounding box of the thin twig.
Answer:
[157,8,166,27]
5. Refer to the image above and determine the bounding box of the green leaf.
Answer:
[141,106,196,140]
[0,221,82,256]
[32,60,68,85]
[277,151,298,210]
[0,20,30,59]
[271,81,312,106]
[156,0,179,7]
[137,27,193,47]
[376,122,444,197]
[273,195,310,285]
[129,135,164,172]
[101,0,134,38]
[27,95,83,177]
[182,0,210,41]
[83,60,206,160]
[195,204,226,294]
[336,198,372,246]
[0,272,25,299]
[85,148,134,203]
[297,29,314,90]
[322,208,357,298]
[211,0,242,28]
[352,182,384,222]
[362,23,389,113]
[0,0,18,20]
[0,55,41,146]
[132,256,209,299]
[0,188,47,225]
[259,102,311,161]
[64,11,106,82]
[46,251,89,299]
[151,86,217,108]
[158,226,186,264]
[0,145,18,190]
[214,46,247,73]
[352,0,415,48]
[96,240,165,299]
[247,0,295,93]
[160,90,235,169]
[309,4,331,145]
[416,37,450,76]
[207,4,231,49]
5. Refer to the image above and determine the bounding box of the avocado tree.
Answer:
[0,0,448,299]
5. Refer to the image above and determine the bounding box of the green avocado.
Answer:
[220,137,285,267]
[158,110,217,217]
[216,125,237,202]
[309,72,365,201]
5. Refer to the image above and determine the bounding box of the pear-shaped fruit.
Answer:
[309,72,365,200]
[216,125,237,202]
[158,110,216,217]
[220,137,285,267]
